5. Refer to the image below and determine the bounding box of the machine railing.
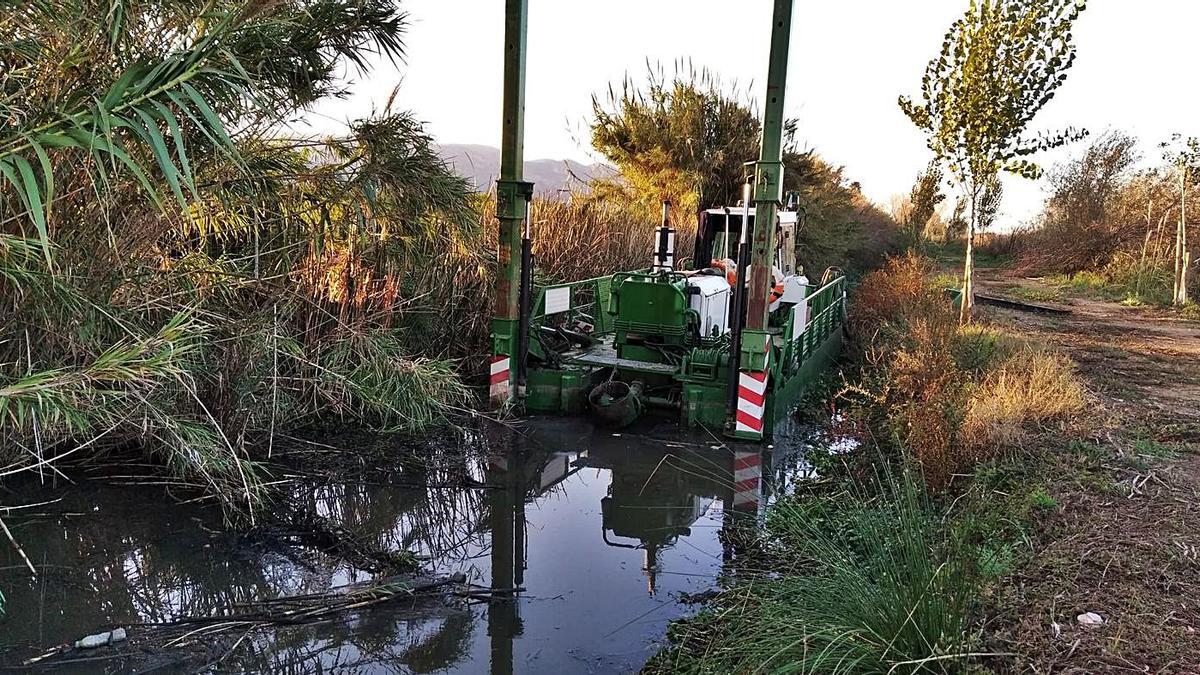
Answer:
[779,275,846,378]
[530,275,615,336]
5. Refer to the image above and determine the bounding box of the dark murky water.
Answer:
[0,419,825,673]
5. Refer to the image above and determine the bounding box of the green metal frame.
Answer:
[491,0,532,406]
[744,0,796,339]
[524,273,847,439]
[523,275,616,415]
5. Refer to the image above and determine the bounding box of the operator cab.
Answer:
[677,205,809,341]
[692,207,799,277]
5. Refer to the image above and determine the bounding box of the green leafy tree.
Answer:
[1161,134,1200,305]
[590,62,759,214]
[905,162,946,248]
[900,0,1088,321]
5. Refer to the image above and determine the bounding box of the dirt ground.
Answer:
[974,268,1200,673]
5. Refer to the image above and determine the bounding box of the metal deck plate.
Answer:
[566,342,679,375]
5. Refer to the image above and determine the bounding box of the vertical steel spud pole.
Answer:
[491,0,535,407]
[733,0,794,440]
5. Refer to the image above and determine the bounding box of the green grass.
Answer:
[1131,437,1182,459]
[932,272,962,291]
[952,325,1019,375]
[976,543,1016,579]
[1010,285,1064,303]
[932,243,1011,270]
[1045,261,1180,309]
[1026,488,1058,513]
[657,464,977,674]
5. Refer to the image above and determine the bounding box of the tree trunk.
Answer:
[1182,170,1189,304]
[961,190,976,324]
[1175,164,1187,305]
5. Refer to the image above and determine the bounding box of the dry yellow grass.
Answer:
[962,347,1087,450]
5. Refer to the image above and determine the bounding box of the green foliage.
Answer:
[1026,488,1058,512]
[953,325,1017,374]
[590,64,898,277]
[590,62,759,213]
[1010,285,1064,303]
[945,196,968,241]
[661,465,976,674]
[1,2,257,261]
[1044,255,1175,306]
[976,174,1004,231]
[905,161,946,247]
[784,150,900,277]
[1131,437,1181,459]
[0,1,478,518]
[976,542,1015,579]
[899,0,1088,185]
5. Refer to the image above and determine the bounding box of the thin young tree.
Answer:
[900,0,1088,321]
[1161,134,1200,305]
[905,161,946,248]
[977,175,1004,232]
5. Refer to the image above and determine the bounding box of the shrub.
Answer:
[847,254,1086,489]
[849,254,968,489]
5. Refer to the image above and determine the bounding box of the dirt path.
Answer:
[975,269,1200,673]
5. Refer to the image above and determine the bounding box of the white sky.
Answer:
[312,0,1199,230]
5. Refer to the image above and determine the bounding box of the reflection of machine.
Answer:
[596,459,714,596]
[482,420,769,671]
[488,0,846,441]
[578,436,761,595]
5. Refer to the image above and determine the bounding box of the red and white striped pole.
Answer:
[489,355,512,404]
[734,335,772,438]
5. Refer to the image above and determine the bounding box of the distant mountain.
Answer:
[437,143,616,194]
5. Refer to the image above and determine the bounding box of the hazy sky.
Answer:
[311,0,1198,229]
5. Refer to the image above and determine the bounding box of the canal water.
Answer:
[0,419,822,673]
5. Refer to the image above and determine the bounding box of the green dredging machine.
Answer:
[488,0,846,441]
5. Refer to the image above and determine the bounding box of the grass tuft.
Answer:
[961,348,1087,451]
[658,464,976,674]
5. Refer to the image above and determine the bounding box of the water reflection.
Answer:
[0,421,784,673]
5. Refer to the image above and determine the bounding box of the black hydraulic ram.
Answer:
[726,180,754,419]
[653,200,674,272]
[516,199,535,392]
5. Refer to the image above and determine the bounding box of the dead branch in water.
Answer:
[24,572,467,667]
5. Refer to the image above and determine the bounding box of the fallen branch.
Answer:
[24,572,466,667]
[0,515,36,576]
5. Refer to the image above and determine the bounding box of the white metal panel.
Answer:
[791,302,809,340]
[685,275,732,337]
[544,286,571,315]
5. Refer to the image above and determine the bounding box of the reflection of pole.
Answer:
[721,492,735,565]
[643,543,659,596]
[487,447,525,675]
[722,448,764,566]
[732,449,763,515]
